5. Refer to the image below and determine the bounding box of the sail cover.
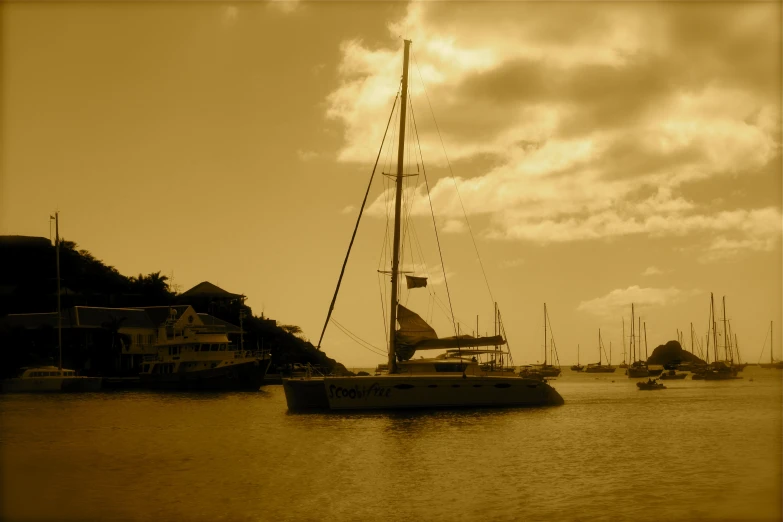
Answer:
[405,275,428,289]
[395,304,506,361]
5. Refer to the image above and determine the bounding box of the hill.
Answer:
[0,236,351,376]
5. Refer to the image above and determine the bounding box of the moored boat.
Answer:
[1,212,102,394]
[283,40,563,412]
[659,369,687,380]
[139,307,270,390]
[2,366,102,393]
[637,378,666,390]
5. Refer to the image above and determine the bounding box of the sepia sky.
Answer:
[2,1,781,367]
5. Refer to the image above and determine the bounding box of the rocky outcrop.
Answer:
[647,340,706,365]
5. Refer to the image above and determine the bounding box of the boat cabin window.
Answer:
[200,344,209,352]
[219,345,226,351]
[210,344,219,352]
[434,363,467,373]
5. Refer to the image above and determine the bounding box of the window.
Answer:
[219,345,226,351]
[210,344,218,352]
[434,363,467,373]
[494,383,512,389]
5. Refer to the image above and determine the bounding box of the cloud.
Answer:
[341,205,356,215]
[500,257,525,269]
[222,6,238,25]
[296,149,319,161]
[642,266,662,276]
[325,2,781,253]
[577,285,697,317]
[267,0,300,14]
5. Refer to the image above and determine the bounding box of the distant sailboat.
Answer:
[584,329,615,373]
[759,321,782,369]
[626,303,649,378]
[530,303,562,377]
[570,344,584,372]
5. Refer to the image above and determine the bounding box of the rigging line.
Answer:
[331,317,385,352]
[331,319,387,357]
[409,93,462,367]
[546,311,561,366]
[412,52,496,308]
[757,327,770,364]
[497,308,514,365]
[315,88,400,350]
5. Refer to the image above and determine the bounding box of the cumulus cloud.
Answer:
[326,2,781,253]
[642,266,662,276]
[577,285,697,317]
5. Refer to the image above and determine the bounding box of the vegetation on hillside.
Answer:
[0,236,351,376]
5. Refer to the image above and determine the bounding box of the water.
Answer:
[2,367,780,522]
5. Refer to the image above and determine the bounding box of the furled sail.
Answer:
[395,304,506,361]
[405,275,428,289]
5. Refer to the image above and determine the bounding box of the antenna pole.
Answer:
[387,39,411,374]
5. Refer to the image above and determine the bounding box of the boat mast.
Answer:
[622,318,626,364]
[722,296,729,362]
[54,212,62,371]
[690,322,694,355]
[387,39,411,374]
[598,329,602,365]
[544,303,547,366]
[772,321,774,365]
[644,322,648,362]
[711,293,718,363]
[638,316,642,362]
[631,304,635,363]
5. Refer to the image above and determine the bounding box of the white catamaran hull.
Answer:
[286,375,563,411]
[2,376,102,393]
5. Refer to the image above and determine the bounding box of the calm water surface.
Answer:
[2,367,781,522]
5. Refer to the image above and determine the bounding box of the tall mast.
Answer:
[631,304,635,363]
[690,322,694,355]
[772,321,774,365]
[644,322,648,361]
[622,318,626,364]
[387,39,411,374]
[543,303,548,366]
[711,293,718,363]
[598,329,602,365]
[638,316,642,362]
[722,296,729,362]
[54,212,62,371]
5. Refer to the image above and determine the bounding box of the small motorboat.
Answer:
[637,378,666,390]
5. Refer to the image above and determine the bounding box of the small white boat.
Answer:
[2,366,102,393]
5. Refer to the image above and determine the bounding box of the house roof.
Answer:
[197,313,242,334]
[3,312,70,329]
[74,307,154,329]
[142,305,192,327]
[179,281,243,299]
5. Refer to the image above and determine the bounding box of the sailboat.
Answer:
[695,293,741,380]
[626,303,649,378]
[584,329,615,373]
[570,344,584,372]
[282,40,563,411]
[2,212,102,393]
[525,303,562,377]
[759,321,783,369]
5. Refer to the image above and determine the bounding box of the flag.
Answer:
[405,275,428,289]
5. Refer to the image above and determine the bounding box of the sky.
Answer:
[2,1,781,368]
